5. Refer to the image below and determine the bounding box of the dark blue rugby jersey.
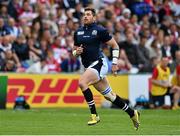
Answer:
[74,23,112,68]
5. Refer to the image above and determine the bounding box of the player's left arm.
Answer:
[98,27,119,76]
[106,38,119,76]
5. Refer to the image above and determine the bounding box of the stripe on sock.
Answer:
[122,103,127,110]
[88,100,95,105]
[124,106,129,111]
[122,103,129,111]
[101,87,111,95]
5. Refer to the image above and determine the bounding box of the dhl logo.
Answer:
[7,77,102,107]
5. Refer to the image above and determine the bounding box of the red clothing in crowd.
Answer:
[46,57,61,73]
[174,0,180,4]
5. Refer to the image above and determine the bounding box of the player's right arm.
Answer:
[72,45,84,57]
[72,31,84,57]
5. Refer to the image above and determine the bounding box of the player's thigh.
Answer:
[79,68,100,85]
[93,77,110,93]
[89,58,108,80]
[80,58,108,85]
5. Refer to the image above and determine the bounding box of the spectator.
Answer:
[22,25,31,39]
[18,0,38,26]
[0,17,10,36]
[7,17,22,38]
[26,57,48,74]
[159,16,172,36]
[0,60,17,72]
[62,0,81,9]
[46,49,61,73]
[151,56,180,109]
[0,54,5,71]
[170,50,180,73]
[41,29,53,44]
[161,35,173,63]
[0,36,21,67]
[158,0,172,23]
[151,56,171,108]
[51,36,69,64]
[31,21,41,39]
[27,37,42,62]
[0,36,12,53]
[171,55,180,104]
[147,39,162,60]
[0,0,178,75]
[7,0,21,21]
[139,35,150,60]
[66,18,74,34]
[171,37,180,60]
[118,31,147,73]
[130,14,141,36]
[156,29,165,48]
[39,39,49,58]
[117,49,132,73]
[12,34,30,68]
[73,3,83,20]
[131,0,152,18]
[61,50,80,72]
[149,56,160,72]
[0,4,11,24]
[4,49,17,63]
[138,35,151,72]
[169,23,179,42]
[118,8,131,27]
[32,8,48,37]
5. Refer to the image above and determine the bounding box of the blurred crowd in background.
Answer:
[0,0,180,74]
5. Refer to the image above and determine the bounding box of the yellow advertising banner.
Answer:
[107,75,128,99]
[6,74,128,108]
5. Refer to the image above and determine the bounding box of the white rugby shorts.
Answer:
[87,58,108,80]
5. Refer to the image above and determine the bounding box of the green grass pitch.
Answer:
[0,108,180,135]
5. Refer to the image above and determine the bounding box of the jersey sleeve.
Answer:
[98,27,112,43]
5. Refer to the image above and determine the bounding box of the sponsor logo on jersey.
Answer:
[92,30,97,35]
[77,31,84,35]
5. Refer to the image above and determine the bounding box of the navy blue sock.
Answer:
[113,95,134,117]
[82,88,97,115]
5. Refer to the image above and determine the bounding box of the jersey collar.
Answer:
[84,22,96,29]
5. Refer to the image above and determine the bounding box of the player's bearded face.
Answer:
[83,11,95,25]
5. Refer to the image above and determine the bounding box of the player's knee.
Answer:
[78,80,88,90]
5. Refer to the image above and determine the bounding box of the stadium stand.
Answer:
[0,0,179,74]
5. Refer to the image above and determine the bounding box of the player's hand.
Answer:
[76,45,84,55]
[112,64,118,76]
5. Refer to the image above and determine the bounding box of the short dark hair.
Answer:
[84,7,96,16]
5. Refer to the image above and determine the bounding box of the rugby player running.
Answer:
[73,7,140,130]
